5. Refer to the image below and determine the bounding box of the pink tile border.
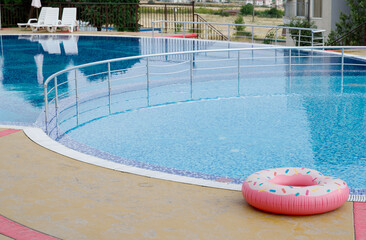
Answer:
[0,215,60,240]
[0,129,21,138]
[354,202,366,240]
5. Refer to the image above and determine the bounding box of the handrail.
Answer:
[44,45,366,133]
[152,20,321,32]
[328,22,366,46]
[152,20,325,46]
[194,14,228,41]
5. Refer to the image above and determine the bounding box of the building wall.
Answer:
[310,0,350,38]
[310,0,331,35]
[283,0,350,39]
[330,0,350,31]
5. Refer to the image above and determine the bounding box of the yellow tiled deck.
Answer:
[0,28,363,239]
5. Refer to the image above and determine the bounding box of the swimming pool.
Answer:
[42,44,366,195]
[1,34,365,195]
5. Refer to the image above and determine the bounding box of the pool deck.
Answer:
[0,28,365,239]
[0,127,360,240]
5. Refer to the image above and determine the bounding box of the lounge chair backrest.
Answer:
[44,8,59,25]
[37,7,51,25]
[61,8,77,25]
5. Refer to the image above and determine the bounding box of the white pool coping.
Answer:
[2,124,366,202]
[0,124,242,191]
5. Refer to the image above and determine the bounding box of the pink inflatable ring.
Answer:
[242,167,349,215]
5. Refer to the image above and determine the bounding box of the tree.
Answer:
[240,3,253,16]
[77,0,140,32]
[327,0,366,45]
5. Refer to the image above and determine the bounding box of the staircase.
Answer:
[193,14,228,41]
[328,22,366,46]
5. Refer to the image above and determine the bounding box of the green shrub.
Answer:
[256,7,284,18]
[215,9,230,17]
[78,0,139,32]
[285,19,321,46]
[196,7,230,17]
[264,31,275,44]
[234,15,252,37]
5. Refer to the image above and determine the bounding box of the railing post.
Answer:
[105,4,109,32]
[44,84,48,130]
[364,23,366,45]
[146,57,150,105]
[289,49,292,73]
[251,26,254,45]
[54,76,59,127]
[74,69,79,124]
[161,21,163,37]
[275,27,278,45]
[108,62,111,113]
[183,22,186,38]
[228,25,230,41]
[298,29,301,46]
[311,31,314,46]
[341,48,344,93]
[192,1,195,34]
[190,53,193,99]
[205,23,207,40]
[108,62,111,94]
[74,70,78,104]
[152,21,155,38]
[164,4,167,33]
[237,50,240,96]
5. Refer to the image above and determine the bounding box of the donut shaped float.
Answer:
[242,167,349,215]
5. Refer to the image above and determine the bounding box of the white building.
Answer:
[283,0,350,37]
[244,0,283,7]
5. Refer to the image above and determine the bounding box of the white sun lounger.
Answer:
[30,8,59,32]
[52,8,78,33]
[17,7,51,30]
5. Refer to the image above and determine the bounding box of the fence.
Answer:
[43,46,366,135]
[139,3,195,30]
[0,3,29,28]
[0,2,195,32]
[152,20,325,46]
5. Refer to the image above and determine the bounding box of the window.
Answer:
[296,0,306,17]
[313,0,322,18]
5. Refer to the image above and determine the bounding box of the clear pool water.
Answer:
[1,35,365,193]
[56,72,366,190]
[50,46,366,192]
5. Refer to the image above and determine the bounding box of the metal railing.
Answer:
[43,46,366,135]
[139,2,195,30]
[194,14,228,41]
[152,20,325,46]
[0,3,29,28]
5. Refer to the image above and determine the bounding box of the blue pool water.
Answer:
[56,71,366,191]
[1,35,365,193]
